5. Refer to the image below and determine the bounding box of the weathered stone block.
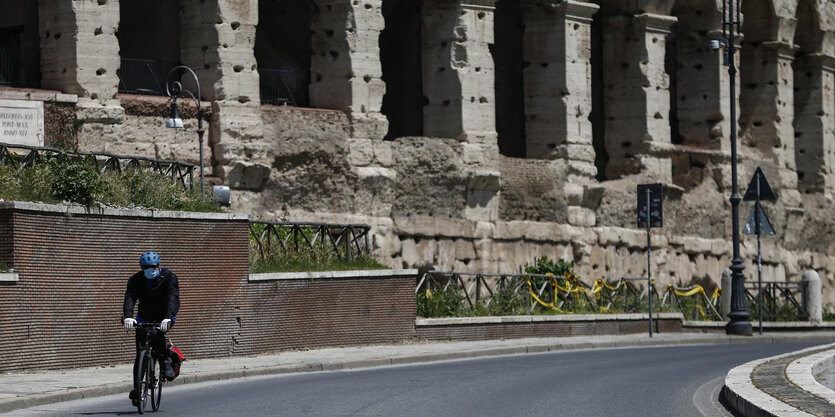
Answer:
[226,161,271,191]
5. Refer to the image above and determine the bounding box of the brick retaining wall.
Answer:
[0,202,417,372]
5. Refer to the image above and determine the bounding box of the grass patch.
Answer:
[0,154,220,212]
[251,253,388,273]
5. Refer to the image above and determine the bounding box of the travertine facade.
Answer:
[5,0,835,305]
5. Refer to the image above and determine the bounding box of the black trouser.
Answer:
[132,326,172,392]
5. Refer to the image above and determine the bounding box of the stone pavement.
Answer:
[1,331,834,415]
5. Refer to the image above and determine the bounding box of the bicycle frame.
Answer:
[133,323,165,414]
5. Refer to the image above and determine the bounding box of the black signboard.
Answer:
[743,167,777,201]
[743,203,775,236]
[637,183,663,228]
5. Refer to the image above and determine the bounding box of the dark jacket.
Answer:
[123,268,180,322]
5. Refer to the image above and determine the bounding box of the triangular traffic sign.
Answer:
[743,167,777,201]
[743,203,775,235]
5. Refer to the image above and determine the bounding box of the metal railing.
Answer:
[249,221,371,261]
[0,142,195,189]
[0,48,18,87]
[416,271,723,320]
[744,281,807,321]
[258,68,308,106]
[118,58,180,96]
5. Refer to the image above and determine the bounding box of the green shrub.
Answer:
[47,153,104,205]
[417,283,463,318]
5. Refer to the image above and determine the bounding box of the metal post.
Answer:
[724,0,752,335]
[647,188,653,337]
[756,174,763,334]
[197,109,205,195]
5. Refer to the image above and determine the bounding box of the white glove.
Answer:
[160,319,171,332]
[123,318,137,330]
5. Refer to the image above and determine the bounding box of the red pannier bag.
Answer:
[167,340,186,380]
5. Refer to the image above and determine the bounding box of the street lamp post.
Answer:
[717,0,752,335]
[165,65,205,194]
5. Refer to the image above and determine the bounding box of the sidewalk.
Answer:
[2,331,834,414]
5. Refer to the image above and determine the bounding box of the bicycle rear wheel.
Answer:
[151,358,163,411]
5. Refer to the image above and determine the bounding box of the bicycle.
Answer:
[133,323,166,414]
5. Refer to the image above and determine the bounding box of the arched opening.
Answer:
[0,0,39,88]
[255,0,313,107]
[116,0,181,96]
[380,0,423,139]
[738,0,777,145]
[492,0,525,157]
[792,0,824,193]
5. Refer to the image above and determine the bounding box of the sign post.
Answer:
[742,167,776,335]
[637,184,663,337]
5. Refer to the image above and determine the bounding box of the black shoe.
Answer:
[129,389,140,406]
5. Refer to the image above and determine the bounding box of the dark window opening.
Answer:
[666,29,682,145]
[493,0,525,157]
[255,0,313,107]
[591,15,608,181]
[380,0,423,139]
[117,0,181,96]
[0,1,40,88]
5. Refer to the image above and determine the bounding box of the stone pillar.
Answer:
[309,0,388,140]
[422,0,497,145]
[739,41,801,205]
[720,268,731,321]
[601,13,676,181]
[180,0,260,103]
[801,269,822,324]
[675,28,732,153]
[39,0,120,100]
[793,54,835,195]
[521,0,598,171]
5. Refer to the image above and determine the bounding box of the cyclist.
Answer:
[122,251,180,406]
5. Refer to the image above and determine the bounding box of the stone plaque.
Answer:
[0,100,44,147]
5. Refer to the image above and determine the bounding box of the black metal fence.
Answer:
[0,48,18,87]
[745,281,807,321]
[117,58,180,96]
[249,221,371,262]
[258,68,308,106]
[0,142,195,189]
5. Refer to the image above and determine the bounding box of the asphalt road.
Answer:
[3,342,819,417]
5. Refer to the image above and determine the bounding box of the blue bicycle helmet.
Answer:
[139,251,160,268]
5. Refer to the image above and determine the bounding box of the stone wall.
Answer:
[5,0,835,309]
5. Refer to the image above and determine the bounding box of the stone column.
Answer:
[309,0,388,140]
[793,54,835,195]
[521,0,598,173]
[602,13,677,181]
[422,0,497,145]
[39,0,120,100]
[675,28,732,153]
[739,41,801,205]
[180,0,260,103]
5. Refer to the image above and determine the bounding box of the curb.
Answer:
[2,333,834,414]
[722,343,835,417]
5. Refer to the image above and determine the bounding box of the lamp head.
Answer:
[165,101,184,129]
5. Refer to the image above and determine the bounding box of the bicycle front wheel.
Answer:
[136,352,151,414]
[151,358,162,411]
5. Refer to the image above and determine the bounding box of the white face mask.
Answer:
[144,267,159,279]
